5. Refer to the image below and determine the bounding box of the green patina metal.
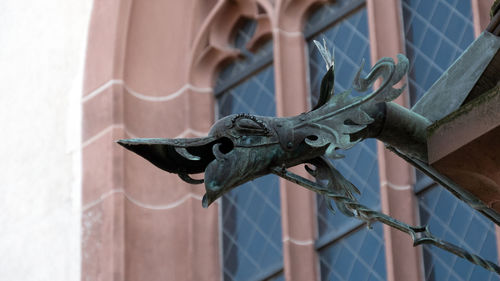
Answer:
[118,36,500,274]
[119,44,417,207]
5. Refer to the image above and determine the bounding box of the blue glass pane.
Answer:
[402,0,475,105]
[218,67,276,117]
[418,186,500,281]
[308,8,371,107]
[319,223,387,281]
[222,175,282,281]
[218,64,281,281]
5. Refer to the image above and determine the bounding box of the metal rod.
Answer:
[271,166,500,275]
[375,102,430,162]
[388,146,500,226]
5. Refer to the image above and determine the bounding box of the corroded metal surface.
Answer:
[119,42,413,207]
[117,40,500,274]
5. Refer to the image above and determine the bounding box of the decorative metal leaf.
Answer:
[353,54,409,104]
[350,108,374,125]
[314,65,335,110]
[304,156,359,217]
[313,38,335,110]
[328,88,353,108]
[297,53,409,158]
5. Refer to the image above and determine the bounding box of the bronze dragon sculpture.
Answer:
[117,40,500,274]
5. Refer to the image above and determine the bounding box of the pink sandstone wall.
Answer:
[82,0,219,280]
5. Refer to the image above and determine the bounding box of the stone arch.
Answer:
[188,0,275,87]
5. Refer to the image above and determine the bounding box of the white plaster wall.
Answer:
[0,0,92,280]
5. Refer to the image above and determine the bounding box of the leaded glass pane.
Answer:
[304,0,354,36]
[418,186,500,281]
[318,223,387,281]
[402,0,475,105]
[218,67,276,118]
[221,169,282,281]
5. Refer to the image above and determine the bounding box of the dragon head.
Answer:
[118,42,409,208]
[118,112,329,207]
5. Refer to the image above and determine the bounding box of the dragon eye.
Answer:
[237,118,261,129]
[234,117,268,135]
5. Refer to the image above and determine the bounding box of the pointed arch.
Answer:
[187,0,275,87]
